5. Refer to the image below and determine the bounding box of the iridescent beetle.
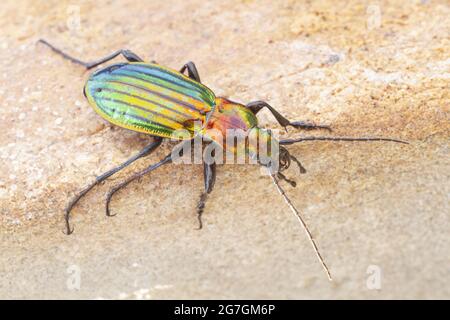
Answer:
[39,39,407,280]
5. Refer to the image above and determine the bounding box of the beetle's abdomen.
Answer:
[84,62,216,139]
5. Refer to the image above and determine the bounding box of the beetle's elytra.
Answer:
[38,39,407,280]
[85,62,216,138]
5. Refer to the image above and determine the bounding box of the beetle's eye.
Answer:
[96,88,102,93]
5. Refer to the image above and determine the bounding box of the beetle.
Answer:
[38,39,407,280]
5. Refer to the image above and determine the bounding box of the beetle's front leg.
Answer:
[179,62,201,82]
[246,101,331,132]
[38,39,144,70]
[196,160,216,230]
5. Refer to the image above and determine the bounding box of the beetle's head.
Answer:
[246,127,306,182]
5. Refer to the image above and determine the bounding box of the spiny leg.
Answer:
[196,158,216,229]
[179,61,201,82]
[246,100,331,131]
[64,137,163,234]
[105,153,173,217]
[38,39,144,69]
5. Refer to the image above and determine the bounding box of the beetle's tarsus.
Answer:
[277,172,297,187]
[196,213,204,230]
[105,197,116,217]
[196,193,207,230]
[290,154,307,174]
[63,185,94,236]
[105,178,137,218]
[64,214,74,235]
[105,190,118,217]
[194,150,216,230]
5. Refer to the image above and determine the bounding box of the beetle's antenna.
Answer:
[269,172,333,281]
[280,136,408,145]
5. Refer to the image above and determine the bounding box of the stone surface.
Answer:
[0,0,448,299]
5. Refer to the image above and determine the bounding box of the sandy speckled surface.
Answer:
[0,0,449,299]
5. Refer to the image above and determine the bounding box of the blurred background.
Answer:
[0,0,448,299]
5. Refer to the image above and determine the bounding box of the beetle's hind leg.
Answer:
[179,62,201,82]
[38,39,144,70]
[246,101,331,132]
[64,138,162,234]
[105,140,192,217]
[105,153,173,217]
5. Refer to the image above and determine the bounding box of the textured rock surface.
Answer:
[0,0,448,298]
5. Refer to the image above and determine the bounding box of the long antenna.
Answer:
[280,136,408,145]
[269,172,333,281]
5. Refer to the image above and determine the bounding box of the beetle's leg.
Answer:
[246,101,331,132]
[196,157,216,230]
[38,39,144,70]
[105,153,172,217]
[179,62,201,82]
[64,137,163,234]
[105,139,192,217]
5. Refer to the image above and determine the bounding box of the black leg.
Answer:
[179,61,201,82]
[38,39,144,70]
[277,172,297,187]
[64,137,163,234]
[196,156,216,229]
[105,139,192,217]
[279,145,307,177]
[246,101,331,131]
[105,153,173,217]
